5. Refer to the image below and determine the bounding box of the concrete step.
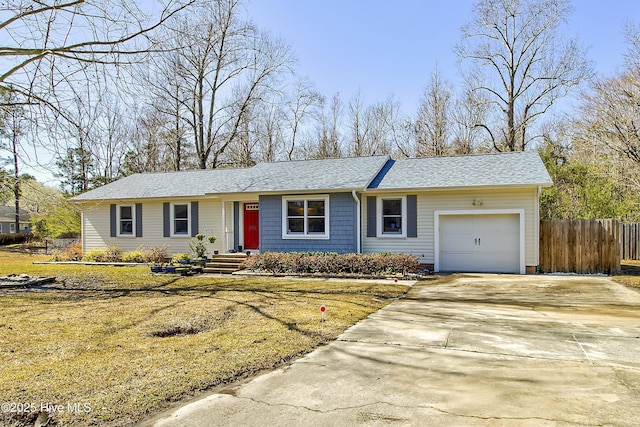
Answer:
[204,253,248,274]
[204,262,244,268]
[203,267,242,274]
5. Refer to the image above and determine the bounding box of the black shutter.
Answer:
[233,201,240,250]
[135,203,143,237]
[110,204,117,237]
[191,201,199,237]
[407,195,417,238]
[163,202,170,237]
[366,196,377,237]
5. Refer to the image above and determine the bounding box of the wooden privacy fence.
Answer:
[539,219,620,274]
[621,223,640,260]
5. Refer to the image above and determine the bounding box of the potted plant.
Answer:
[208,235,218,255]
[172,253,191,265]
[175,266,190,276]
[190,234,208,260]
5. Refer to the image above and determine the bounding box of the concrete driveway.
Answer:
[143,275,640,426]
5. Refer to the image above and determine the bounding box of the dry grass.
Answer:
[614,260,640,289]
[0,250,411,426]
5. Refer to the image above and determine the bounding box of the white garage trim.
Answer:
[434,209,526,274]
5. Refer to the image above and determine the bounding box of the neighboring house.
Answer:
[0,206,31,235]
[71,152,553,274]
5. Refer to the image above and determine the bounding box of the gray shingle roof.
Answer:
[246,156,390,193]
[69,168,253,201]
[369,151,552,190]
[0,206,30,222]
[70,156,390,201]
[70,152,551,202]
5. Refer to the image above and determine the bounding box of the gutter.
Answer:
[352,190,361,254]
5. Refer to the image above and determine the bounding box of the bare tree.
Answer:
[624,21,640,68]
[135,48,191,172]
[256,102,285,163]
[311,93,343,159]
[123,105,178,174]
[1,0,197,194]
[346,92,372,157]
[50,65,130,192]
[0,92,26,232]
[577,68,640,169]
[169,0,292,169]
[450,85,490,154]
[415,67,452,157]
[455,0,591,152]
[283,79,323,160]
[0,0,194,109]
[368,97,402,156]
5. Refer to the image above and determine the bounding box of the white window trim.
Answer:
[9,223,16,233]
[282,195,330,239]
[377,196,407,238]
[171,202,191,238]
[116,205,136,238]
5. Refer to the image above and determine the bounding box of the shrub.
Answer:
[244,252,419,276]
[171,253,191,263]
[102,246,123,262]
[0,233,28,246]
[83,249,106,262]
[121,251,146,263]
[58,231,81,239]
[51,241,83,261]
[143,245,169,263]
[81,246,122,262]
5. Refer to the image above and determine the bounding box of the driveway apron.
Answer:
[142,275,640,426]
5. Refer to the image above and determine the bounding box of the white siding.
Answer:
[362,188,539,267]
[80,199,225,256]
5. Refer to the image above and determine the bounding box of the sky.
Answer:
[15,0,640,187]
[248,0,639,115]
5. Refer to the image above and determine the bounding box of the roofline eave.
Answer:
[366,182,553,193]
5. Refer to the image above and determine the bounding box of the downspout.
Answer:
[352,190,361,254]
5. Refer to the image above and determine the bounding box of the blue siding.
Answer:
[259,193,357,253]
[0,222,30,234]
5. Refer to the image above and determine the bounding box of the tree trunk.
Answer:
[11,126,20,234]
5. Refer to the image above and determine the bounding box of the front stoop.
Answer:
[203,253,248,274]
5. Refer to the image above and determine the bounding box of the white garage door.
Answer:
[439,214,520,273]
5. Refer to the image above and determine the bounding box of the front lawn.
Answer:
[0,251,409,426]
[614,259,640,289]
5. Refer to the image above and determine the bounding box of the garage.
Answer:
[437,212,523,274]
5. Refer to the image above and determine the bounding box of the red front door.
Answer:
[244,203,259,250]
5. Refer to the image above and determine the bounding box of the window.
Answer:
[378,197,406,237]
[172,203,190,236]
[9,223,15,233]
[382,199,402,233]
[283,196,329,239]
[118,206,134,236]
